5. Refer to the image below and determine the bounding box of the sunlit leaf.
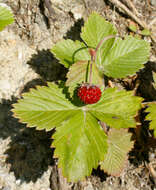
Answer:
[101,36,150,78]
[81,12,117,67]
[51,39,90,68]
[13,83,142,181]
[0,4,14,31]
[100,128,134,176]
[66,61,103,95]
[89,88,143,129]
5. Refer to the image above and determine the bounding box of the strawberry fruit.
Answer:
[77,83,102,104]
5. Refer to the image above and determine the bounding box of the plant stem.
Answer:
[94,35,116,63]
[89,51,95,84]
[88,35,116,84]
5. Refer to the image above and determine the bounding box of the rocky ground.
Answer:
[0,0,156,189]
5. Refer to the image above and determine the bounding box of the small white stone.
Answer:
[0,3,9,9]
[84,182,94,190]
[0,80,11,91]
[151,0,156,6]
[16,179,21,185]
[71,5,85,20]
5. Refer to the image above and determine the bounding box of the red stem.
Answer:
[89,35,116,84]
[89,53,94,84]
[94,35,116,63]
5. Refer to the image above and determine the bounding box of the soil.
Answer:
[0,0,156,190]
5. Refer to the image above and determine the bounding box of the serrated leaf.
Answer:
[100,128,134,176]
[66,61,103,95]
[51,39,90,68]
[12,83,142,181]
[146,103,156,137]
[101,36,150,78]
[13,85,142,131]
[0,4,14,31]
[13,82,107,181]
[81,12,117,66]
[81,12,117,50]
[89,88,143,129]
[12,83,77,131]
[53,111,107,182]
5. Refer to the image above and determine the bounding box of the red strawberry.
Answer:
[77,83,101,104]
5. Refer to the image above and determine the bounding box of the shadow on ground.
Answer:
[0,18,85,184]
[0,94,54,183]
[137,61,156,101]
[64,18,84,41]
[0,49,67,183]
[27,49,67,82]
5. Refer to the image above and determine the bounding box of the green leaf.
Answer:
[51,39,90,68]
[81,12,117,64]
[66,61,104,95]
[13,85,142,131]
[13,82,107,181]
[89,88,143,129]
[0,4,14,31]
[140,29,151,36]
[100,128,134,176]
[12,83,142,181]
[128,23,137,32]
[12,83,77,131]
[81,12,117,49]
[146,103,156,137]
[53,111,107,182]
[101,36,150,78]
[66,61,88,94]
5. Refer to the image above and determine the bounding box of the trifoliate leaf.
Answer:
[53,111,107,182]
[89,88,143,129]
[81,12,117,65]
[0,4,14,31]
[66,61,103,95]
[101,36,150,78]
[12,83,142,181]
[51,39,90,68]
[100,128,134,176]
[146,103,156,137]
[13,82,107,182]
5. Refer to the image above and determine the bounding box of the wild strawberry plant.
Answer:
[12,13,150,182]
[0,3,14,31]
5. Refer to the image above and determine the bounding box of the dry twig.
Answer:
[147,162,156,184]
[149,17,156,28]
[109,0,156,43]
[109,0,147,28]
[124,0,142,18]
